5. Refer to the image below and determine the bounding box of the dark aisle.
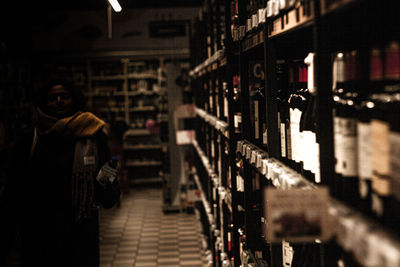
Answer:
[99,187,207,267]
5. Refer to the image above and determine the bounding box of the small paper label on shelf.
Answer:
[264,187,330,243]
[176,130,196,145]
[237,141,243,154]
[246,146,252,160]
[239,26,246,39]
[250,150,257,165]
[262,159,268,175]
[242,143,247,155]
[282,241,293,267]
[247,18,252,32]
[175,104,196,118]
[258,8,266,24]
[256,154,263,168]
[252,14,258,29]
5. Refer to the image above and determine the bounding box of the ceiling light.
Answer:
[107,0,122,12]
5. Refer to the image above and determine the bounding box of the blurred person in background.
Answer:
[0,81,120,267]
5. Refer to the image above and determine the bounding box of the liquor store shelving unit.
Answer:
[190,0,400,267]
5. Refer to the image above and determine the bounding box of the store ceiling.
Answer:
[12,0,204,11]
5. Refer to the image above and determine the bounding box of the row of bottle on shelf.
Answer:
[331,41,400,234]
[202,40,400,236]
[230,0,311,41]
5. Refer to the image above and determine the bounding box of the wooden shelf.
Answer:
[129,106,156,112]
[268,1,315,38]
[242,29,264,52]
[238,140,400,267]
[99,107,124,113]
[195,107,229,139]
[127,73,157,80]
[123,129,153,137]
[129,177,163,185]
[123,144,162,151]
[91,75,124,81]
[126,160,163,167]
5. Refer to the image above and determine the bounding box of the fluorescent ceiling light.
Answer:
[107,0,122,12]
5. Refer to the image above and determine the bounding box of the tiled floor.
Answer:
[99,187,206,267]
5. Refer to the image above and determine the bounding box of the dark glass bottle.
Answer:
[251,86,266,148]
[370,41,400,232]
[233,75,242,134]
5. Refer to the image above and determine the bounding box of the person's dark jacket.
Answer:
[1,115,119,267]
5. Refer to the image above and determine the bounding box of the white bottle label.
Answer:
[390,131,400,201]
[302,131,314,171]
[280,123,286,157]
[290,108,297,162]
[357,122,372,180]
[371,119,391,196]
[254,100,259,140]
[224,97,229,117]
[294,109,302,163]
[340,118,358,177]
[334,116,343,174]
[263,128,268,145]
[234,114,242,128]
[314,142,321,183]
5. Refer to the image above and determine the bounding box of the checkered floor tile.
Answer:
[99,187,207,267]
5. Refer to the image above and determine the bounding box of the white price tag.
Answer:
[258,8,266,24]
[252,14,258,29]
[250,150,257,165]
[246,18,252,32]
[265,187,330,243]
[242,143,247,155]
[266,162,274,180]
[256,153,263,168]
[246,146,252,160]
[378,241,400,267]
[262,159,268,176]
[239,26,246,39]
[233,29,239,42]
[237,141,243,153]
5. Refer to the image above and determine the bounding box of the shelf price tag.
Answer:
[256,153,263,168]
[376,239,400,267]
[246,146,252,160]
[258,8,266,24]
[252,14,258,29]
[239,26,246,39]
[262,159,269,176]
[250,150,257,165]
[264,187,330,243]
[237,141,244,154]
[242,143,247,155]
[266,161,274,180]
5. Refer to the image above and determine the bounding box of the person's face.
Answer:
[46,85,74,118]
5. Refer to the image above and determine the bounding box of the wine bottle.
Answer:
[301,53,320,183]
[251,87,266,147]
[277,59,289,163]
[223,81,229,122]
[333,51,360,206]
[332,52,345,198]
[233,75,242,134]
[356,48,382,214]
[371,41,400,231]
